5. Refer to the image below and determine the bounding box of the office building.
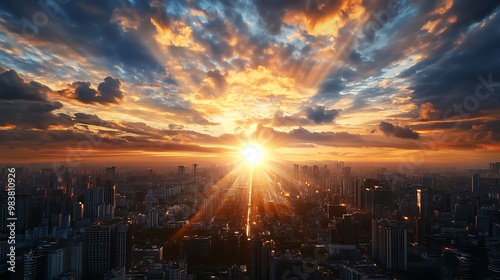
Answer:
[178,165,186,180]
[147,207,160,229]
[250,236,271,280]
[372,219,408,271]
[113,223,131,271]
[84,225,112,277]
[416,188,432,219]
[472,173,480,193]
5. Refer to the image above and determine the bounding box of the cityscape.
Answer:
[1,0,500,279]
[1,162,500,279]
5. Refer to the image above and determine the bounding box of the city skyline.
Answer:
[1,1,500,167]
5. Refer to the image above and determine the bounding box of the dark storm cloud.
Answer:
[97,77,123,103]
[0,0,163,80]
[396,1,500,117]
[379,122,419,140]
[316,77,345,100]
[0,69,74,129]
[0,101,73,129]
[305,106,340,124]
[313,67,358,101]
[74,113,114,127]
[60,76,124,105]
[0,69,51,101]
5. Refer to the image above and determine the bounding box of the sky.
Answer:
[0,0,499,168]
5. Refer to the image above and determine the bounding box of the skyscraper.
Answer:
[178,165,186,180]
[23,250,46,280]
[147,207,159,229]
[84,225,111,277]
[113,223,131,271]
[490,162,500,174]
[472,173,480,193]
[250,236,271,280]
[193,163,197,182]
[416,188,431,219]
[372,219,408,272]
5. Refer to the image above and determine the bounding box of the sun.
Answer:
[242,143,265,165]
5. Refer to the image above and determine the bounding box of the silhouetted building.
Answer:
[193,163,197,182]
[490,162,500,174]
[113,223,131,271]
[327,204,347,220]
[365,188,393,218]
[84,225,111,278]
[182,236,211,264]
[339,214,359,245]
[250,236,271,280]
[271,251,303,280]
[472,174,480,193]
[178,166,186,180]
[23,250,46,280]
[417,188,432,219]
[372,219,407,272]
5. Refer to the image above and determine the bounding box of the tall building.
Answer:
[372,219,408,272]
[476,215,489,236]
[422,175,435,189]
[147,207,159,229]
[339,214,359,245]
[182,236,211,264]
[105,166,116,180]
[0,204,7,232]
[301,165,309,176]
[416,188,432,219]
[343,166,352,177]
[67,240,83,280]
[167,261,187,280]
[23,250,46,280]
[313,165,320,177]
[45,247,64,279]
[228,265,245,280]
[178,165,186,180]
[490,162,500,174]
[489,247,500,274]
[472,173,480,193]
[250,236,271,280]
[84,184,115,222]
[271,251,304,280]
[365,188,394,217]
[193,163,198,182]
[327,204,347,220]
[113,223,131,271]
[84,225,112,278]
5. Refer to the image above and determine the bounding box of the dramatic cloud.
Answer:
[305,106,340,124]
[264,106,340,127]
[0,69,51,101]
[379,122,419,140]
[59,77,124,105]
[0,0,499,164]
[0,69,73,129]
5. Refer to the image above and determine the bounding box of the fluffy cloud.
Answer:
[59,77,124,105]
[0,69,74,129]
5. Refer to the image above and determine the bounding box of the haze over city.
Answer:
[1,0,500,280]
